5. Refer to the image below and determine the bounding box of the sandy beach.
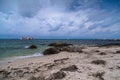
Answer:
[0,0,120,79]
[0,45,120,80]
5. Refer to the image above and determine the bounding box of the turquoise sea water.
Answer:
[0,39,120,59]
[0,39,49,59]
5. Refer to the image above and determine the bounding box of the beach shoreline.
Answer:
[0,53,43,65]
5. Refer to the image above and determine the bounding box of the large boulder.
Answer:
[43,48,60,55]
[48,42,72,47]
[57,45,83,53]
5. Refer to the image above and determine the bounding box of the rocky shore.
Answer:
[0,42,120,80]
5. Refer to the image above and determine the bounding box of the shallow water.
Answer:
[0,39,120,59]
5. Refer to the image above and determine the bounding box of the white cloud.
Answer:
[0,0,120,38]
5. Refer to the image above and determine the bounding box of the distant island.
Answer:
[20,36,33,40]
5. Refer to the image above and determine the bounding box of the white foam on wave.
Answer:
[0,53,43,64]
[18,53,43,59]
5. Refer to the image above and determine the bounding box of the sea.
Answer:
[0,39,120,59]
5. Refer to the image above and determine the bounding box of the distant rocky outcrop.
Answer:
[100,43,120,47]
[48,42,72,47]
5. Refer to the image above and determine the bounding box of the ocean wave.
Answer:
[0,53,43,64]
[18,53,43,59]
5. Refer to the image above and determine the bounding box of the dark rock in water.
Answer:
[60,65,78,72]
[47,71,66,80]
[27,45,37,49]
[48,42,72,47]
[43,48,60,55]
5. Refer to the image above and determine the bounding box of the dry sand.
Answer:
[0,46,120,80]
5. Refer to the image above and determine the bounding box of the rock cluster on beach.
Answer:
[43,42,83,55]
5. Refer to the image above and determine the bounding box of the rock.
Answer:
[116,65,120,69]
[28,76,45,80]
[28,76,37,80]
[44,44,83,54]
[43,48,60,55]
[14,69,24,77]
[47,42,83,53]
[47,71,66,80]
[99,52,106,55]
[54,58,69,62]
[48,42,72,47]
[27,45,37,49]
[92,72,105,80]
[60,65,78,72]
[116,50,120,53]
[8,61,12,63]
[47,64,55,69]
[0,69,11,78]
[57,45,83,53]
[7,66,10,68]
[37,76,45,80]
[94,50,100,52]
[91,60,106,65]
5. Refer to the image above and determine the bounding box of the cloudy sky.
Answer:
[0,0,120,39]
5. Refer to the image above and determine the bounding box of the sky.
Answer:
[0,0,120,39]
